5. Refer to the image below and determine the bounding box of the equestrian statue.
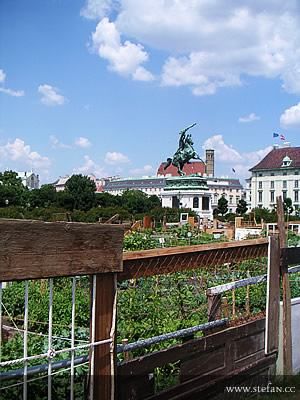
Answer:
[164,123,205,176]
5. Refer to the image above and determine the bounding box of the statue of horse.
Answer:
[164,125,205,176]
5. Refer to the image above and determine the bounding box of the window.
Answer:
[295,180,299,188]
[271,173,274,176]
[258,181,262,189]
[193,196,199,208]
[236,189,239,192]
[270,181,274,189]
[283,191,287,199]
[258,192,262,203]
[283,180,287,188]
[283,172,287,176]
[295,171,299,175]
[259,173,262,177]
[295,191,299,203]
[270,191,274,203]
[236,196,240,203]
[229,196,233,204]
[214,193,218,203]
[202,197,209,210]
[230,189,232,192]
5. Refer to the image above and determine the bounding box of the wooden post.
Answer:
[222,297,229,319]
[232,272,236,318]
[207,293,222,321]
[245,270,250,316]
[122,338,130,361]
[91,273,117,400]
[143,216,151,229]
[276,196,293,375]
[265,235,280,354]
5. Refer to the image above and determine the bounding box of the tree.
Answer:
[120,190,152,214]
[216,196,228,216]
[236,199,248,215]
[64,174,96,211]
[0,170,23,188]
[0,170,25,207]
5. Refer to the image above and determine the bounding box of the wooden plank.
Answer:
[93,273,117,400]
[276,196,293,375]
[265,235,280,354]
[0,219,124,281]
[207,294,222,322]
[120,238,268,280]
[281,247,300,265]
[117,318,265,378]
[143,354,276,400]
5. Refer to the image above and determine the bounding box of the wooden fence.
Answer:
[0,196,299,399]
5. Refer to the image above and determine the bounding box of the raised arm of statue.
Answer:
[178,123,196,150]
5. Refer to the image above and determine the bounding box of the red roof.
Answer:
[157,161,205,176]
[250,147,300,171]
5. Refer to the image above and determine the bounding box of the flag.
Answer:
[280,134,285,140]
[232,168,236,173]
[273,132,279,137]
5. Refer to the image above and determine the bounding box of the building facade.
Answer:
[246,143,300,212]
[17,169,39,189]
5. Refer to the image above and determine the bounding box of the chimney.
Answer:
[273,144,279,149]
[205,149,214,177]
[283,142,291,148]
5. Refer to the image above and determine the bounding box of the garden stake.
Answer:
[122,338,130,361]
[246,270,250,316]
[232,272,235,318]
[222,297,229,319]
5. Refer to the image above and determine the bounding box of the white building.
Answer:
[246,143,300,212]
[17,169,39,189]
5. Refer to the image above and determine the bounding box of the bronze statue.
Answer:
[164,123,205,176]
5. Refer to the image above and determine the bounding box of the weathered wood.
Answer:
[0,219,124,281]
[117,317,265,378]
[120,238,268,281]
[92,273,117,400]
[276,196,293,375]
[117,317,273,400]
[265,235,280,354]
[281,247,300,265]
[277,197,293,371]
[207,294,222,322]
[143,354,277,400]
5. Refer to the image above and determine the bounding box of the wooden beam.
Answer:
[265,235,280,354]
[281,247,300,265]
[0,219,124,281]
[276,196,293,375]
[120,238,268,281]
[92,273,117,400]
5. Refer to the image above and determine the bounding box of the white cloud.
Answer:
[38,84,68,106]
[0,87,24,97]
[238,113,261,123]
[80,0,118,20]
[0,69,6,83]
[202,135,243,163]
[49,135,72,149]
[129,164,155,175]
[0,138,51,169]
[81,1,300,95]
[73,155,106,177]
[0,69,24,96]
[203,134,272,182]
[91,17,154,81]
[75,137,92,148]
[280,102,300,129]
[104,151,130,165]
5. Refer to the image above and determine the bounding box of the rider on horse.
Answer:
[164,124,206,176]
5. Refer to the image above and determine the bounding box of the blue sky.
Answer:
[1,0,300,186]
